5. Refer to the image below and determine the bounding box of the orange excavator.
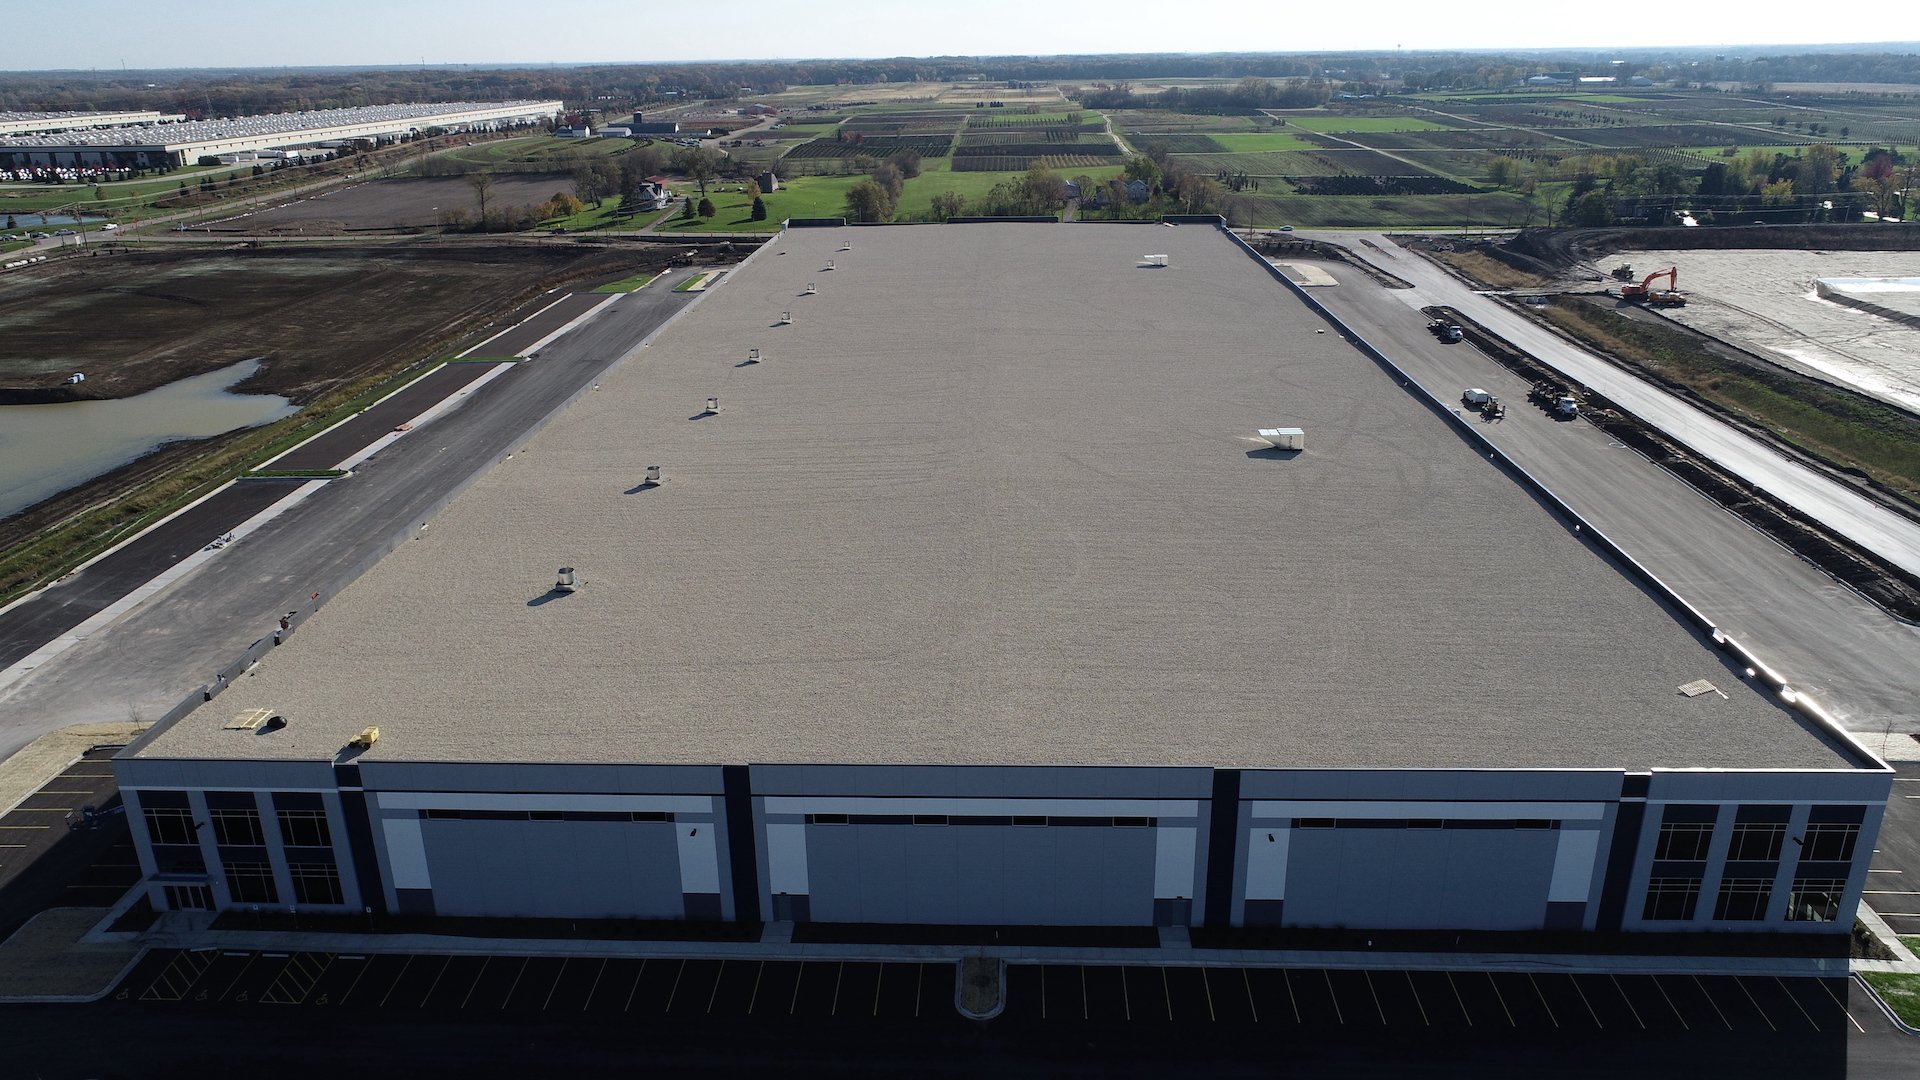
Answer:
[1618,266,1686,307]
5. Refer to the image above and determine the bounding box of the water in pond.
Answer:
[2,212,104,228]
[0,358,296,520]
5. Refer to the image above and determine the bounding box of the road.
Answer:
[1284,252,1920,739]
[0,283,697,758]
[1308,232,1920,582]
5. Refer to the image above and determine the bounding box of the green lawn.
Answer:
[1285,116,1454,133]
[593,272,656,293]
[1862,971,1920,1027]
[657,174,865,232]
[1209,132,1320,153]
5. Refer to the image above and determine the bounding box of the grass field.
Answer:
[1284,115,1455,133]
[593,272,656,293]
[1862,972,1920,1026]
[1208,132,1320,153]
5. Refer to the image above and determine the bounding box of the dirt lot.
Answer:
[200,174,582,233]
[1606,248,1920,415]
[0,243,639,404]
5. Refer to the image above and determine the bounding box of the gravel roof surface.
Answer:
[144,224,1847,771]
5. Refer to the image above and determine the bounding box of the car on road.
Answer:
[53,229,76,236]
[28,232,49,239]
[1279,225,1295,232]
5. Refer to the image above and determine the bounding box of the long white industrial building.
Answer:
[115,222,1890,949]
[0,101,563,167]
[0,110,186,137]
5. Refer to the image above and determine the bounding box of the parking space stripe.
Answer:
[419,955,453,1008]
[1484,973,1515,1027]
[698,959,721,1014]
[218,954,260,1003]
[1322,970,1344,1025]
[1080,966,1089,1021]
[915,964,925,1018]
[334,956,373,1007]
[1690,975,1732,1030]
[1120,966,1132,1021]
[1242,969,1260,1024]
[1402,972,1430,1026]
[1445,972,1473,1028]
[1607,974,1646,1029]
[1650,976,1689,1031]
[581,958,608,1012]
[1569,975,1602,1027]
[873,963,886,1017]
[663,959,687,1014]
[1819,979,1866,1034]
[1361,971,1387,1026]
[459,957,491,1009]
[379,956,415,1008]
[1733,977,1775,1031]
[1039,965,1047,1020]
[1773,977,1819,1031]
[625,959,648,1013]
[745,960,766,1015]
[1161,967,1174,1022]
[789,961,804,1016]
[1527,973,1559,1028]
[830,962,845,1016]
[539,957,566,1011]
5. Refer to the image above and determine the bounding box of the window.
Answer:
[1654,822,1714,861]
[223,861,278,904]
[143,806,196,847]
[1012,816,1046,827]
[1642,877,1702,921]
[210,808,264,847]
[277,808,331,849]
[1712,878,1773,921]
[288,862,343,906]
[806,813,848,826]
[911,815,949,827]
[1787,878,1847,923]
[1727,821,1785,862]
[1801,823,1859,863]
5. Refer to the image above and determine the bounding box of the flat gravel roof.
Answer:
[145,224,1851,771]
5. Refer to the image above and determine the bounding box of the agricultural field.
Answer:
[1209,132,1321,153]
[1281,115,1457,133]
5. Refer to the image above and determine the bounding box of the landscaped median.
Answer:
[1861,971,1920,1029]
[593,272,656,293]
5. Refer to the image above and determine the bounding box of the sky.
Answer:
[2,0,1914,72]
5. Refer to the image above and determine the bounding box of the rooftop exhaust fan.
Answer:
[706,396,720,413]
[804,282,817,295]
[779,311,793,324]
[824,259,835,271]
[747,348,761,364]
[555,567,579,593]
[840,240,852,251]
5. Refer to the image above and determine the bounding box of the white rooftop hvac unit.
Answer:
[1258,427,1305,451]
[1143,254,1169,267]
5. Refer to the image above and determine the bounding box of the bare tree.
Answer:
[468,171,495,222]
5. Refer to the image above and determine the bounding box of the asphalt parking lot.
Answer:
[1002,963,1872,1035]
[120,949,956,1021]
[115,947,1881,1038]
[0,748,140,939]
[1866,761,1920,937]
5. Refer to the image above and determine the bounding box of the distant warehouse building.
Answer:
[115,223,1889,945]
[0,100,563,169]
[0,109,185,137]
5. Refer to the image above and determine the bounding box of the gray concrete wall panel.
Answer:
[1282,827,1561,930]
[419,818,684,918]
[805,823,1157,925]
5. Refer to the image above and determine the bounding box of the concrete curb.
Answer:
[1853,972,1920,1037]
